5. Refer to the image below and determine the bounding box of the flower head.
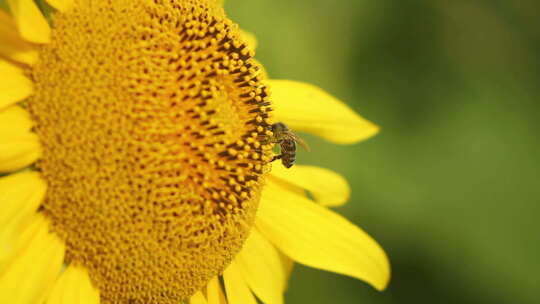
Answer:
[0,0,389,303]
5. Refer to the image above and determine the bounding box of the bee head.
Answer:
[271,122,289,134]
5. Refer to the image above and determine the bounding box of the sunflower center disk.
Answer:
[28,1,273,302]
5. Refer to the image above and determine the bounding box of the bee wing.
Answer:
[286,132,311,152]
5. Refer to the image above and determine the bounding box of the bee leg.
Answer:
[271,154,283,162]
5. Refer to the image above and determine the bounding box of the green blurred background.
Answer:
[227,1,540,303]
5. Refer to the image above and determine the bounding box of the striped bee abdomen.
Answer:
[280,139,297,168]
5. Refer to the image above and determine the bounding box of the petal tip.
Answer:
[346,119,380,144]
[361,122,380,141]
[371,249,391,291]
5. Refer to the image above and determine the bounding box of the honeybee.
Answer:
[268,122,310,168]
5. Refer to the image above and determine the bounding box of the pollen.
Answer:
[27,0,273,303]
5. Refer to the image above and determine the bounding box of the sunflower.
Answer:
[0,0,390,303]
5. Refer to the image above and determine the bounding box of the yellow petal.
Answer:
[7,0,51,44]
[0,140,40,172]
[45,266,99,304]
[0,105,34,134]
[44,0,73,12]
[0,60,33,109]
[0,213,41,273]
[207,277,227,304]
[256,181,390,291]
[268,79,379,144]
[240,29,257,51]
[0,171,46,260]
[0,214,65,304]
[236,229,285,304]
[190,291,208,304]
[278,251,294,290]
[270,165,350,207]
[0,106,40,173]
[0,106,38,137]
[0,10,39,65]
[223,261,257,304]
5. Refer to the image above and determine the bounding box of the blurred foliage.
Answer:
[227,1,540,303]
